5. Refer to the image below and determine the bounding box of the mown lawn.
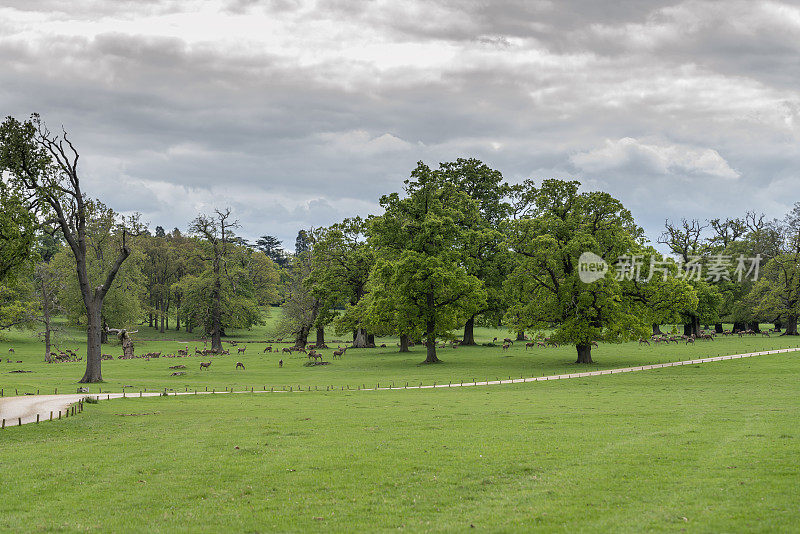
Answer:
[1,351,799,532]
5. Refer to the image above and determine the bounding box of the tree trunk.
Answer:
[423,310,440,363]
[684,315,700,337]
[733,321,746,333]
[773,319,782,332]
[782,315,798,335]
[175,303,181,331]
[165,299,169,331]
[316,326,325,347]
[80,301,103,383]
[211,273,222,353]
[353,327,368,348]
[294,325,310,348]
[749,321,761,333]
[462,315,476,345]
[160,299,165,333]
[652,323,663,335]
[714,323,723,333]
[43,304,52,363]
[367,334,375,346]
[148,311,153,328]
[575,343,593,364]
[516,331,526,341]
[399,334,410,353]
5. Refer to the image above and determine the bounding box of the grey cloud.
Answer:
[1,0,799,245]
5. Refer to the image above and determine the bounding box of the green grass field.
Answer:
[1,350,799,532]
[1,315,799,396]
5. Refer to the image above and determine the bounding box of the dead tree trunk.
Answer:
[82,301,104,382]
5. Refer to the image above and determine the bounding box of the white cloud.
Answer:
[571,137,740,179]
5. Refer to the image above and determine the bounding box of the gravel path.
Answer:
[2,347,797,428]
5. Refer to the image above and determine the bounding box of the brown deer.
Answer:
[238,347,246,354]
[263,346,272,353]
[200,361,212,370]
[502,343,510,351]
[525,342,536,350]
[235,362,245,370]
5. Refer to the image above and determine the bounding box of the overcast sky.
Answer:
[2,0,799,248]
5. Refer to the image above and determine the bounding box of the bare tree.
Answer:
[1,114,135,382]
[658,218,708,262]
[35,262,64,362]
[189,208,238,352]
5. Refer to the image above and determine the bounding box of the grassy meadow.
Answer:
[3,311,800,532]
[1,312,799,395]
[1,350,799,532]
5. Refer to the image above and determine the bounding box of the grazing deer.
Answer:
[503,338,513,344]
[282,347,292,353]
[8,348,14,353]
[263,346,272,353]
[638,338,650,346]
[525,342,536,350]
[238,347,246,354]
[762,332,771,337]
[686,336,695,345]
[310,353,323,362]
[200,361,212,370]
[502,343,510,351]
[236,362,245,370]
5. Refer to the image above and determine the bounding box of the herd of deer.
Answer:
[639,328,777,346]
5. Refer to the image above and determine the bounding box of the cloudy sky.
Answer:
[2,0,799,248]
